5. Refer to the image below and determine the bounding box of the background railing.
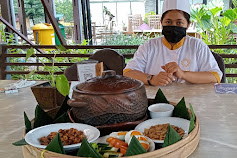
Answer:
[1,45,237,82]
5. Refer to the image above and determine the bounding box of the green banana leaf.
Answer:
[188,104,196,133]
[34,105,53,128]
[45,133,65,154]
[162,125,182,148]
[24,111,32,133]
[77,138,102,158]
[154,88,169,104]
[54,95,71,119]
[125,136,147,156]
[172,97,190,120]
[53,112,72,124]
[12,139,28,146]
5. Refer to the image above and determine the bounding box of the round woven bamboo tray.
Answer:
[22,106,200,158]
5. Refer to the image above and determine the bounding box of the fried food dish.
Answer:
[143,123,185,140]
[39,128,85,145]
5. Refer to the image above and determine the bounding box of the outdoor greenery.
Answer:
[55,0,73,22]
[191,0,237,46]
[13,0,44,24]
[13,0,45,25]
[144,11,156,25]
[0,24,93,81]
[102,33,160,55]
[190,0,237,83]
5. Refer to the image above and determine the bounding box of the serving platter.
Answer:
[22,102,200,158]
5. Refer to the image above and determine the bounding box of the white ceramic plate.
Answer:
[135,117,190,143]
[93,135,155,152]
[25,123,100,151]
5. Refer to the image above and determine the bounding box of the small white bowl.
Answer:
[148,103,174,118]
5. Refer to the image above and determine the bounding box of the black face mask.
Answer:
[162,26,187,43]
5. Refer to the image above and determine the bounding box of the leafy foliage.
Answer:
[154,88,169,104]
[144,11,156,24]
[55,0,73,22]
[172,97,190,120]
[24,0,44,24]
[162,125,182,148]
[190,0,237,83]
[191,2,237,46]
[102,33,160,55]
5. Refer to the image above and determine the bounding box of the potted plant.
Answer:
[26,46,70,109]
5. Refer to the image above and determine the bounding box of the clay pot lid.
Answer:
[76,70,143,94]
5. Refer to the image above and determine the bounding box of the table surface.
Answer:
[1,80,237,158]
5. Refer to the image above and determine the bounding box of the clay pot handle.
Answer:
[102,70,116,78]
[67,98,88,108]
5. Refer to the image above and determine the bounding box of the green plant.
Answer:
[233,0,237,8]
[26,47,70,96]
[102,33,160,56]
[103,6,115,21]
[190,0,237,83]
[144,11,156,24]
[191,1,237,46]
[122,21,126,27]
[24,0,44,24]
[55,0,74,22]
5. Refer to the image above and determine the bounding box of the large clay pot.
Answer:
[67,70,148,126]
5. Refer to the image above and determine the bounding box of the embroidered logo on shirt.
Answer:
[181,59,191,67]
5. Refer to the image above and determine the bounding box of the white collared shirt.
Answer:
[124,36,222,83]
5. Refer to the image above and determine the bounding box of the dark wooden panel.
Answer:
[4,54,92,57]
[5,71,63,75]
[5,63,75,66]
[226,74,237,77]
[219,54,237,58]
[0,0,13,32]
[17,0,27,36]
[72,0,82,44]
[225,64,237,68]
[3,45,139,49]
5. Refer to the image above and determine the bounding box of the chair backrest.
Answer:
[127,14,142,32]
[211,51,226,83]
[147,15,162,29]
[89,49,125,75]
[64,49,125,81]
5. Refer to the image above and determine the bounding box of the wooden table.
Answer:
[1,81,237,158]
[0,80,44,158]
[145,83,237,158]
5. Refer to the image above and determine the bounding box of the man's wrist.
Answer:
[147,74,153,86]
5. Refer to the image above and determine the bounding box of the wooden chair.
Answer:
[127,14,142,32]
[212,51,226,83]
[64,49,125,81]
[147,15,162,29]
[89,49,125,75]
